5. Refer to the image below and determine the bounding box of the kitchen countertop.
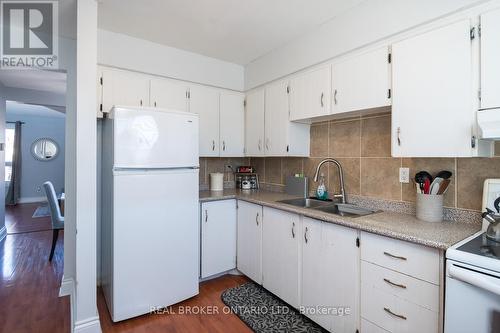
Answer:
[199,189,481,250]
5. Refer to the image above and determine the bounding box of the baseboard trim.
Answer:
[18,196,46,204]
[74,316,101,333]
[0,226,6,243]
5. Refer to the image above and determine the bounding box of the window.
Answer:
[5,127,15,182]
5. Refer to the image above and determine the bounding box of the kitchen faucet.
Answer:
[313,158,346,204]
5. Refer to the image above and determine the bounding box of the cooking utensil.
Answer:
[423,178,431,194]
[436,179,451,195]
[429,177,444,194]
[415,171,433,193]
[435,170,452,180]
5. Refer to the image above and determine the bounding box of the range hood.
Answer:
[478,109,500,140]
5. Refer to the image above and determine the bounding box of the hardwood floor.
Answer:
[0,230,70,333]
[5,203,52,234]
[98,274,253,333]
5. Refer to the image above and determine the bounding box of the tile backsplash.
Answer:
[250,113,500,210]
[201,110,500,212]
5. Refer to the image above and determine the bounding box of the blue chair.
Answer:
[43,181,64,261]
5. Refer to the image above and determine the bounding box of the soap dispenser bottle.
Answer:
[316,173,328,200]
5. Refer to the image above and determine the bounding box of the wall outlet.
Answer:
[36,186,41,193]
[399,168,410,183]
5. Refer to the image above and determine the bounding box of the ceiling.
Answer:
[0,69,67,95]
[97,0,365,65]
[6,101,65,118]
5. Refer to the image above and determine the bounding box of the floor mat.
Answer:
[221,282,327,333]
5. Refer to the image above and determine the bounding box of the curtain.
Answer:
[6,121,22,205]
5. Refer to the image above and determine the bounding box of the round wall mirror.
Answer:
[31,138,59,161]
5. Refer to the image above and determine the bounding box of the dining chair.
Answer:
[43,181,64,261]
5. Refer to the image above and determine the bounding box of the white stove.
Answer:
[445,179,500,333]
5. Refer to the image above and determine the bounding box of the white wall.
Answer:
[0,87,5,242]
[245,0,490,89]
[74,0,99,332]
[98,29,244,91]
[5,113,65,202]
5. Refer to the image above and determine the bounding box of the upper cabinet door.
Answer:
[289,65,331,121]
[101,69,150,112]
[332,47,391,114]
[480,8,500,110]
[245,89,265,156]
[149,78,189,111]
[392,20,473,157]
[219,92,245,157]
[189,85,220,157]
[265,80,289,156]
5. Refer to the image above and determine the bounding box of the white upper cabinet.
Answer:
[265,80,290,156]
[265,80,310,157]
[101,68,150,112]
[392,20,474,157]
[332,47,391,114]
[219,92,245,157]
[289,65,331,121]
[149,78,189,111]
[189,85,220,157]
[244,88,266,156]
[480,8,500,110]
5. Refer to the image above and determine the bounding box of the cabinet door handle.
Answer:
[140,99,143,106]
[266,138,270,151]
[154,101,157,107]
[383,251,407,261]
[320,92,324,107]
[383,278,407,289]
[397,127,401,146]
[333,89,338,105]
[258,139,262,151]
[223,141,226,151]
[205,210,208,223]
[384,307,407,320]
[212,140,215,151]
[256,212,259,226]
[304,227,308,243]
[291,222,295,238]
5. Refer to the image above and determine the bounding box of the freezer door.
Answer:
[111,169,199,321]
[113,107,199,168]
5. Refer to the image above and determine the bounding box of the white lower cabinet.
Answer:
[236,201,263,284]
[360,231,441,333]
[200,200,237,278]
[301,217,360,332]
[262,207,300,308]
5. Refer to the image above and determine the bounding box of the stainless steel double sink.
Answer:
[276,198,377,218]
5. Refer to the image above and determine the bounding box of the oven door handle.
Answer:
[449,264,500,296]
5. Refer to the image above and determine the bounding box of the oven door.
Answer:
[445,260,500,333]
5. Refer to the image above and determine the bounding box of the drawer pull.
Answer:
[383,278,407,289]
[291,222,295,238]
[383,251,407,261]
[384,307,407,320]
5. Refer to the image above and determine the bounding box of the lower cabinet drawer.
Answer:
[361,319,390,333]
[361,261,439,312]
[360,231,440,284]
[361,281,439,333]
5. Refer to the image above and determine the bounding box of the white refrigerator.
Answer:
[101,106,200,322]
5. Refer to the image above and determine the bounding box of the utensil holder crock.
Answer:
[416,193,444,223]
